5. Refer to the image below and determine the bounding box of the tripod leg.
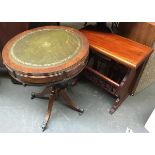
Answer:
[59,89,84,114]
[31,86,53,99]
[41,94,56,131]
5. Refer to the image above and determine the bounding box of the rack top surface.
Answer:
[81,30,153,68]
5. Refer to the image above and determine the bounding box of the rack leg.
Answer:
[109,95,128,114]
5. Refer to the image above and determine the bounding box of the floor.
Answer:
[0,76,155,133]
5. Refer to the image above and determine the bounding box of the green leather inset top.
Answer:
[9,28,82,67]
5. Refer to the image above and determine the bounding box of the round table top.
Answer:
[2,26,89,75]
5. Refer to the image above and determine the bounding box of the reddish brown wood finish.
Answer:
[2,26,89,84]
[85,66,119,87]
[2,26,88,131]
[3,26,89,75]
[31,86,84,131]
[81,29,153,114]
[8,57,88,84]
[81,30,153,69]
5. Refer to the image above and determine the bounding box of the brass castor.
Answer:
[109,108,115,115]
[79,108,84,116]
[41,121,47,132]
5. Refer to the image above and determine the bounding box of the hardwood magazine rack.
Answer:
[81,30,153,114]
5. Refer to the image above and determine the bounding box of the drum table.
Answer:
[2,26,89,131]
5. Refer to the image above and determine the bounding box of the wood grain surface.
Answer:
[81,30,153,69]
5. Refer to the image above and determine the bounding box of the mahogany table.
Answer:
[118,22,155,93]
[2,26,89,131]
[81,30,153,114]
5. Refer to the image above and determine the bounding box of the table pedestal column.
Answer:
[31,84,84,131]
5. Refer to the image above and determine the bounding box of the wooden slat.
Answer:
[85,66,119,87]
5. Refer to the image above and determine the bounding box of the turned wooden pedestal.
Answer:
[81,30,153,114]
[31,82,84,131]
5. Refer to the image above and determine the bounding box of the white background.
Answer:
[0,0,155,21]
[0,0,155,154]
